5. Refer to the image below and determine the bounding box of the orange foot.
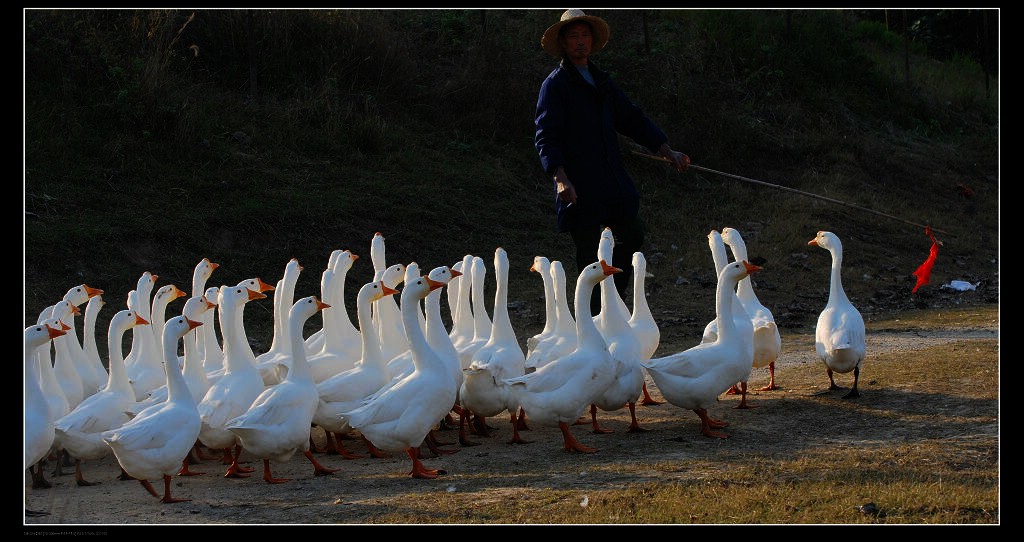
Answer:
[304,451,339,476]
[694,408,730,438]
[559,421,598,453]
[406,448,446,479]
[159,475,191,503]
[640,383,664,405]
[262,460,290,484]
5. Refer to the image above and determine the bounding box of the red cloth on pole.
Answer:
[911,227,939,294]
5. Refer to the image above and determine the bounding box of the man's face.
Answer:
[560,21,592,64]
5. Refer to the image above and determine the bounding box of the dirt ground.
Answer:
[24,304,999,527]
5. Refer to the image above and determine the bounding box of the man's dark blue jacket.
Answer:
[535,58,669,233]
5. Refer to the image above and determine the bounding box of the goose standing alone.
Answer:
[101,315,204,503]
[225,296,340,483]
[641,260,761,438]
[808,231,866,398]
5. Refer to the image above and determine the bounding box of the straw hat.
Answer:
[541,9,610,57]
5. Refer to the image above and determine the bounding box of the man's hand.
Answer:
[554,168,578,205]
[658,144,690,172]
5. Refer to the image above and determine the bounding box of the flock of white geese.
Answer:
[24,228,866,511]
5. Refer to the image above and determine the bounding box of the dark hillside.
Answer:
[24,9,999,358]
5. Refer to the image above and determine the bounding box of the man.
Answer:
[534,9,689,313]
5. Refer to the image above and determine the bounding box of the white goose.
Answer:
[387,266,461,386]
[151,284,188,353]
[189,258,220,365]
[130,283,186,397]
[388,262,425,356]
[34,312,71,450]
[49,301,87,409]
[204,277,276,387]
[594,228,632,337]
[130,295,215,417]
[640,260,761,438]
[701,231,751,345]
[340,274,455,478]
[525,255,556,359]
[54,309,149,486]
[255,258,303,385]
[126,272,165,401]
[526,260,577,371]
[303,249,342,354]
[448,254,475,352]
[503,260,620,453]
[387,264,471,449]
[178,295,218,405]
[627,251,664,406]
[236,276,278,384]
[79,293,109,398]
[700,230,755,410]
[370,232,409,363]
[196,284,268,477]
[101,315,203,503]
[460,247,528,443]
[588,261,648,434]
[314,280,399,459]
[809,231,866,398]
[129,295,219,475]
[722,227,782,391]
[25,322,67,499]
[306,250,362,375]
[419,265,468,448]
[199,285,225,375]
[593,231,661,408]
[456,256,491,370]
[225,296,339,483]
[446,258,465,337]
[375,262,409,363]
[58,284,105,400]
[191,257,220,298]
